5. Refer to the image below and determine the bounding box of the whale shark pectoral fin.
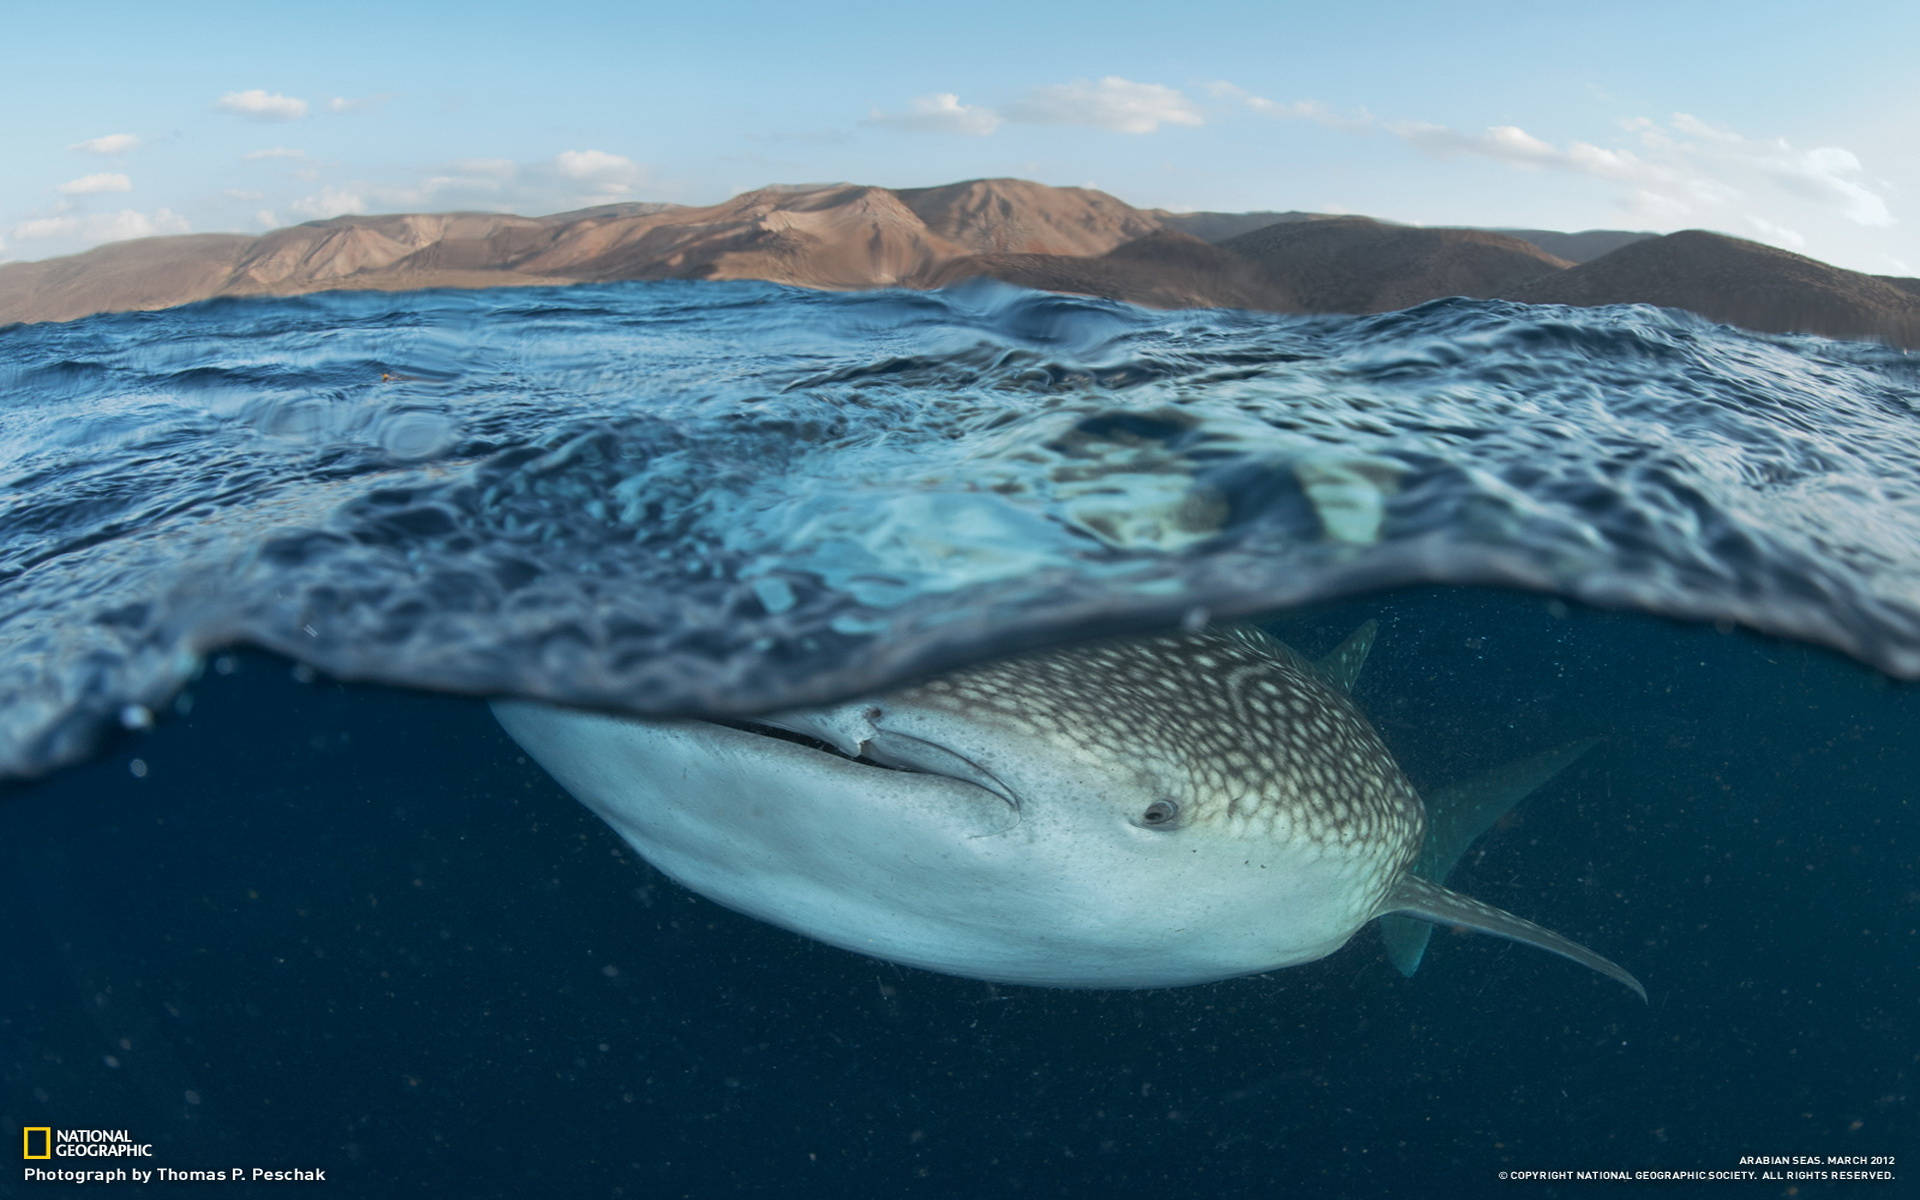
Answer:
[1313,619,1377,695]
[1381,737,1600,977]
[1378,874,1646,1001]
[1375,913,1431,980]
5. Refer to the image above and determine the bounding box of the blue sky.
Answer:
[4,0,1915,273]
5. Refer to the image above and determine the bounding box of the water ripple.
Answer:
[2,281,1916,776]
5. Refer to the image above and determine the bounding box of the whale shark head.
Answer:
[493,624,1642,997]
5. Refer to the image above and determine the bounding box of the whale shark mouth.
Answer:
[714,719,903,768]
[718,715,1024,819]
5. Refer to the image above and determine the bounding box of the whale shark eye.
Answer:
[1139,799,1180,829]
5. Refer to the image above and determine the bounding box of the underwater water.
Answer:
[2,281,1915,1196]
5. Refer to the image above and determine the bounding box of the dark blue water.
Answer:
[2,282,1915,1196]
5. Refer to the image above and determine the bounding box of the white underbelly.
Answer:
[493,700,1379,988]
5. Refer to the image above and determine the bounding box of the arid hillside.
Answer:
[918,229,1300,312]
[0,180,1159,323]
[1220,217,1571,312]
[1509,230,1920,346]
[3,178,1915,347]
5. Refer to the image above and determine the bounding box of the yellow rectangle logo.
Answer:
[23,1127,51,1159]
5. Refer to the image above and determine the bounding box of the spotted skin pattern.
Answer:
[888,626,1426,912]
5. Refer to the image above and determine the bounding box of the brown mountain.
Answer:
[0,210,654,323]
[1151,209,1331,244]
[3,180,1916,349]
[0,234,257,324]
[228,205,678,287]
[1509,230,1920,346]
[898,178,1163,255]
[1222,217,1571,312]
[917,229,1300,312]
[0,179,1160,324]
[1485,228,1654,264]
[511,184,975,287]
[1157,211,1652,265]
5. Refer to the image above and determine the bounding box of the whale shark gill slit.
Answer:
[732,715,1024,820]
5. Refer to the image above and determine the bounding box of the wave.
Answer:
[3,279,1916,777]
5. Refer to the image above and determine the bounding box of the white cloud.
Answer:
[290,187,367,219]
[326,93,391,114]
[552,149,646,197]
[1744,214,1806,249]
[1205,82,1330,122]
[1393,121,1563,168]
[1759,144,1891,227]
[96,208,189,241]
[57,173,133,196]
[1483,125,1554,162]
[554,149,635,179]
[11,215,76,240]
[1564,142,1641,179]
[1627,114,1891,226]
[1005,77,1203,134]
[1670,112,1743,144]
[217,89,309,121]
[1207,80,1273,113]
[69,133,139,155]
[10,208,188,246]
[1384,112,1894,238]
[863,77,1346,141]
[1205,81,1378,132]
[224,188,265,202]
[244,146,307,160]
[865,92,1001,136]
[261,150,655,229]
[256,209,281,229]
[357,161,525,210]
[408,173,506,201]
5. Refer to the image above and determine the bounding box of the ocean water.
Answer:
[2,281,1914,1196]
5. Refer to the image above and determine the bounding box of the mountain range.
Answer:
[2,177,1914,348]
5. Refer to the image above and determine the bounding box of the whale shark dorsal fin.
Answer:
[1379,874,1645,1001]
[1314,619,1377,695]
[1378,738,1599,977]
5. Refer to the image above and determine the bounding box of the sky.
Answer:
[3,0,1915,274]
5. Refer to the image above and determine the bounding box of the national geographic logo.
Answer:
[21,1127,154,1158]
[21,1127,328,1185]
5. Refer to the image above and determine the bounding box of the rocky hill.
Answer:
[0,180,1155,323]
[3,179,1914,347]
[1510,230,1920,346]
[1221,217,1571,312]
[918,229,1299,312]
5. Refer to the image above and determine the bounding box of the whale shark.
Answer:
[492,622,1643,999]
